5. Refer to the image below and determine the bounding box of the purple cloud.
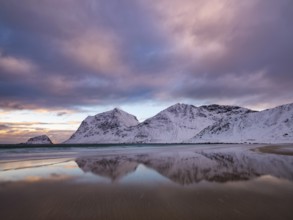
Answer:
[0,0,292,111]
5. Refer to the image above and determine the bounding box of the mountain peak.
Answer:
[169,103,191,108]
[65,107,139,144]
[26,135,53,144]
[199,104,254,114]
[166,103,196,112]
[113,107,123,112]
[92,107,139,126]
[265,103,293,112]
[105,107,132,117]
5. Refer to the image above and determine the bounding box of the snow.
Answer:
[190,103,293,144]
[65,103,293,144]
[65,108,139,144]
[26,135,53,144]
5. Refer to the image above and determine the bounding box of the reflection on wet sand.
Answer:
[1,145,293,220]
[0,158,72,171]
[76,149,293,185]
[253,145,293,156]
[77,157,139,182]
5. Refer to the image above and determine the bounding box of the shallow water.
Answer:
[0,144,293,220]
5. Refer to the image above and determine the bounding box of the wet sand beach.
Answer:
[1,178,293,220]
[1,144,293,220]
[253,145,293,156]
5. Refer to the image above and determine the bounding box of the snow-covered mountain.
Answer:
[65,108,139,144]
[128,104,252,143]
[26,135,53,144]
[65,103,253,144]
[189,103,293,144]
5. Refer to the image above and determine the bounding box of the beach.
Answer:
[1,144,293,220]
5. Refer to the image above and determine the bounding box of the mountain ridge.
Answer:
[62,103,293,144]
[189,103,293,144]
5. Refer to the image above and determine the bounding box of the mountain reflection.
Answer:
[77,157,138,182]
[76,151,293,185]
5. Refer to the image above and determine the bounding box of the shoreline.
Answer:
[252,145,293,156]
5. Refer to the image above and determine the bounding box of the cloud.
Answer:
[0,0,292,112]
[0,129,74,144]
[0,121,78,143]
[0,124,10,130]
[61,30,126,75]
[0,52,36,74]
[57,112,67,117]
[147,0,293,106]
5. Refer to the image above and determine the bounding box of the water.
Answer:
[0,144,293,220]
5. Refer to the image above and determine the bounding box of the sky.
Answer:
[0,0,293,144]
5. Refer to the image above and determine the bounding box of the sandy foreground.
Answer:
[0,144,293,220]
[1,178,293,220]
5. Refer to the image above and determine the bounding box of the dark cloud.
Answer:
[166,0,293,106]
[0,0,292,111]
[0,124,10,130]
[57,112,67,117]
